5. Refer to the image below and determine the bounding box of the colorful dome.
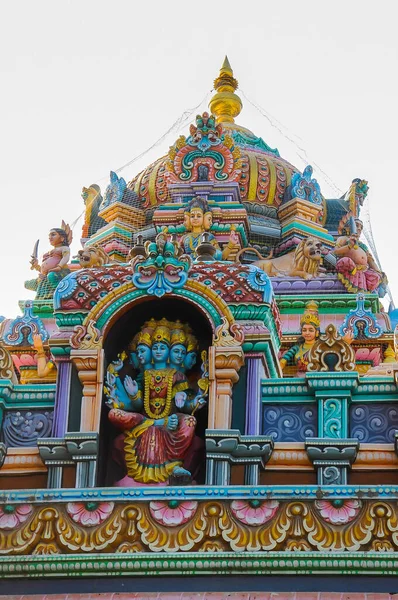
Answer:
[128,58,299,210]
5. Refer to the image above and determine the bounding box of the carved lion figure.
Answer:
[236,237,323,280]
[77,246,109,268]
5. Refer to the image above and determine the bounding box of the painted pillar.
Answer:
[245,354,265,435]
[70,349,104,432]
[208,346,245,429]
[52,358,72,437]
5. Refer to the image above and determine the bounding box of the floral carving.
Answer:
[315,499,361,525]
[1,499,398,555]
[66,502,114,527]
[0,504,32,529]
[230,500,279,526]
[149,501,198,526]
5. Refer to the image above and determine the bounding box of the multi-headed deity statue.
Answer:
[104,318,208,486]
[25,222,72,300]
[179,197,239,260]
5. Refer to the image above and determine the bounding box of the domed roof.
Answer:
[128,58,299,211]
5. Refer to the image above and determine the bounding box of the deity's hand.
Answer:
[174,391,187,408]
[193,395,207,410]
[166,414,179,431]
[111,358,124,372]
[30,256,39,269]
[124,375,138,398]
[32,334,44,351]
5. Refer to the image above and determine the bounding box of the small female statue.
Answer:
[280,301,353,376]
[179,197,239,260]
[25,223,72,299]
[105,318,207,485]
[279,301,321,377]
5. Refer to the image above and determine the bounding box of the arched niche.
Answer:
[103,296,213,364]
[98,296,214,487]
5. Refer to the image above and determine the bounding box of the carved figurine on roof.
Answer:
[334,216,387,295]
[179,197,239,260]
[166,111,241,186]
[25,222,72,300]
[104,318,208,486]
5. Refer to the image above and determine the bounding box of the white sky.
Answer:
[0,0,397,319]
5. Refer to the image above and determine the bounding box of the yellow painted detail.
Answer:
[248,153,258,201]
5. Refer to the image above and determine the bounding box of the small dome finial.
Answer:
[209,56,242,124]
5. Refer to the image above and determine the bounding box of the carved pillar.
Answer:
[51,356,72,437]
[208,346,244,429]
[65,432,99,488]
[245,354,265,435]
[205,429,274,486]
[70,349,104,433]
[305,438,359,485]
[37,438,73,488]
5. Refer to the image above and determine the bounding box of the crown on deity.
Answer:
[133,329,152,348]
[152,325,171,346]
[185,196,211,215]
[300,301,320,329]
[186,333,199,353]
[170,329,187,347]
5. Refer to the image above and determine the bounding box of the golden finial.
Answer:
[209,56,243,125]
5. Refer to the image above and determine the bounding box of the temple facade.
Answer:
[1,58,398,598]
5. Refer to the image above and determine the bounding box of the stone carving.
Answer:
[178,197,239,260]
[290,165,322,205]
[2,410,53,447]
[70,321,103,350]
[25,222,72,300]
[237,237,323,280]
[2,301,48,346]
[334,218,385,294]
[166,112,241,184]
[77,246,109,268]
[104,319,208,485]
[213,317,244,347]
[339,293,382,339]
[280,301,321,377]
[307,324,356,372]
[131,233,191,298]
[350,403,398,443]
[2,496,398,556]
[0,344,17,383]
[262,404,317,441]
[81,184,106,240]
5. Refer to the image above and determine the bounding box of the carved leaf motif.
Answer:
[0,345,17,382]
[214,317,244,347]
[71,320,103,350]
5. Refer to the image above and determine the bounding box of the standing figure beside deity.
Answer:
[105,318,207,486]
[280,301,354,377]
[333,218,385,294]
[25,222,72,300]
[279,301,321,377]
[179,197,239,260]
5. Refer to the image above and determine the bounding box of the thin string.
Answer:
[69,92,212,231]
[240,89,343,196]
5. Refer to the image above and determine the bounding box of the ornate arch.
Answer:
[81,279,235,340]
